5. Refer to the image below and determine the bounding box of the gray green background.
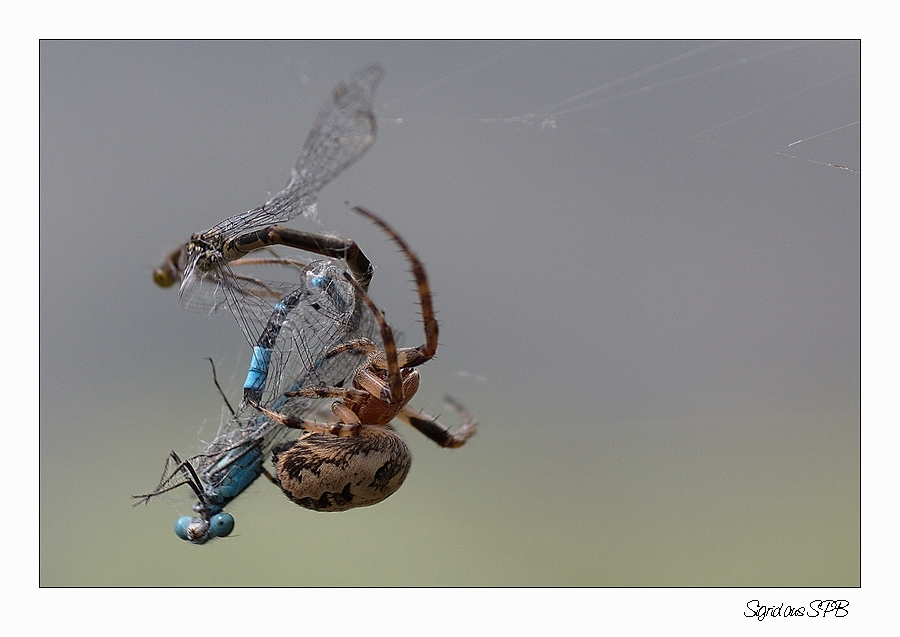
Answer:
[40,40,859,586]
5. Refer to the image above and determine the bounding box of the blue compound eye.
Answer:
[174,516,194,540]
[174,516,209,544]
[208,513,235,538]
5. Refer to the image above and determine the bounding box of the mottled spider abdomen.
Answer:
[272,426,412,512]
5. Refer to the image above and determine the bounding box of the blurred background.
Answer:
[40,40,859,586]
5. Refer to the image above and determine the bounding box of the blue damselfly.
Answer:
[135,260,374,543]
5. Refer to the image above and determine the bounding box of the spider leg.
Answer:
[229,250,309,273]
[248,397,362,437]
[332,206,442,404]
[337,267,404,404]
[285,386,371,402]
[396,395,478,449]
[320,337,378,361]
[352,206,438,366]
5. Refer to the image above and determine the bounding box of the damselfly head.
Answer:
[174,512,235,544]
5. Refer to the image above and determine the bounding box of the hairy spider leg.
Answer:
[395,397,478,449]
[255,207,475,449]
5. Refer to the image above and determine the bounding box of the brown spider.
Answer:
[248,206,477,512]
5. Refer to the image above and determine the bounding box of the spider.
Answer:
[248,206,477,512]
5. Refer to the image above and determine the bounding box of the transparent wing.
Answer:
[178,253,308,345]
[173,64,383,342]
[203,64,383,242]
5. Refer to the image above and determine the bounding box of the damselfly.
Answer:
[135,260,374,543]
[155,64,382,344]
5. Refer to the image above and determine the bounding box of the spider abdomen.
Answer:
[272,426,412,512]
